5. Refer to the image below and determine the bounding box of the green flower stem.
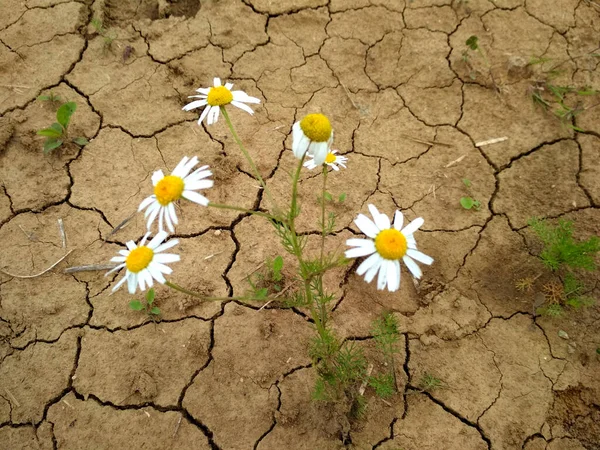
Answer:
[165,281,266,302]
[320,165,328,264]
[288,155,327,337]
[208,202,277,221]
[220,106,280,216]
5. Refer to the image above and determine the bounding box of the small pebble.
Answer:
[558,330,569,340]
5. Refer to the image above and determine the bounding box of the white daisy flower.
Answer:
[106,231,180,294]
[345,205,433,292]
[292,113,334,166]
[138,156,213,233]
[303,150,347,171]
[182,77,261,125]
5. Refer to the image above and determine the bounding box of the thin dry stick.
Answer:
[359,363,374,396]
[18,225,35,241]
[173,416,182,438]
[444,154,466,168]
[64,263,119,274]
[258,284,294,311]
[339,80,360,111]
[239,261,265,282]
[399,134,453,147]
[0,250,74,279]
[57,218,66,249]
[475,136,507,147]
[5,388,20,407]
[104,211,136,241]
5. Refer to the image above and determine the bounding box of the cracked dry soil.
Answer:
[0,0,599,449]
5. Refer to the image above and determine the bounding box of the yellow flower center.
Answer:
[375,229,407,260]
[207,86,233,106]
[126,246,154,273]
[325,152,336,164]
[300,113,332,142]
[154,175,184,206]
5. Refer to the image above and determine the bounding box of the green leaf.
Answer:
[466,35,479,51]
[150,306,161,315]
[129,300,144,311]
[146,288,155,305]
[462,178,472,188]
[460,197,475,210]
[596,348,600,355]
[37,95,50,101]
[56,102,77,129]
[256,288,268,299]
[338,192,347,203]
[273,255,284,273]
[37,123,63,138]
[43,138,63,154]
[72,137,89,146]
[324,192,333,202]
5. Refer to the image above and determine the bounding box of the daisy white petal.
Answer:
[214,77,221,86]
[183,190,209,206]
[148,265,166,284]
[112,274,129,292]
[197,106,210,124]
[147,231,168,250]
[232,91,260,103]
[357,252,381,276]
[152,262,174,275]
[127,273,137,294]
[406,249,434,265]
[167,202,178,225]
[154,253,181,263]
[139,196,155,211]
[393,210,404,230]
[402,217,425,236]
[387,259,400,292]
[105,263,125,277]
[126,241,136,251]
[354,214,379,238]
[182,99,208,111]
[224,82,233,90]
[377,260,388,290]
[185,180,214,191]
[345,245,377,258]
[110,256,126,263]
[196,87,210,94]
[155,239,179,253]
[151,170,164,186]
[231,101,255,115]
[403,255,423,279]
[364,256,383,283]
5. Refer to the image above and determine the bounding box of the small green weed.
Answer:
[459,178,481,211]
[37,101,89,153]
[528,218,599,317]
[418,373,443,392]
[529,218,600,272]
[368,312,401,398]
[129,288,161,319]
[37,92,61,103]
[248,255,286,299]
[91,17,116,49]
[462,35,498,88]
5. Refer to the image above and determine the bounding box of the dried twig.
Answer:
[444,154,466,168]
[57,218,66,249]
[359,363,374,396]
[173,415,182,438]
[104,212,136,241]
[399,134,453,147]
[64,263,119,274]
[475,136,507,147]
[0,250,74,279]
[5,388,20,407]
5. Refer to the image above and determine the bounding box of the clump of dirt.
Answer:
[104,0,200,23]
[548,387,600,448]
[0,117,14,152]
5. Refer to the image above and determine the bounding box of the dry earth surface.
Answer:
[0,0,599,449]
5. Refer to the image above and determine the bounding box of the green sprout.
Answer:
[418,373,443,392]
[129,288,161,319]
[37,92,61,103]
[36,101,88,153]
[459,178,481,211]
